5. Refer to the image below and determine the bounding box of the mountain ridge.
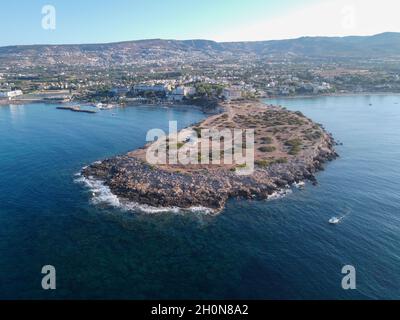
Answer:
[1,32,399,67]
[1,32,398,48]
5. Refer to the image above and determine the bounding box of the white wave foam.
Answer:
[121,201,215,215]
[293,181,306,189]
[74,171,216,215]
[267,187,292,200]
[74,174,121,207]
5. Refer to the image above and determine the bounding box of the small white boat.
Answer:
[96,103,114,110]
[329,217,340,225]
[329,209,351,225]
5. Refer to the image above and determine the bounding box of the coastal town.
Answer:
[1,63,398,107]
[1,35,400,106]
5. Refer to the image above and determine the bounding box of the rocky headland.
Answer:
[82,101,338,213]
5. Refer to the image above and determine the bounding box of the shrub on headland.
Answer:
[258,146,276,153]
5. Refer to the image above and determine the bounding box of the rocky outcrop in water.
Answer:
[82,140,337,212]
[82,101,338,213]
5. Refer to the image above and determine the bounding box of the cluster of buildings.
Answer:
[263,78,333,96]
[222,87,243,100]
[115,82,244,102]
[0,90,23,100]
[131,84,171,95]
[128,83,197,102]
[167,86,197,102]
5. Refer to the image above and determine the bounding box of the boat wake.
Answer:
[329,209,351,225]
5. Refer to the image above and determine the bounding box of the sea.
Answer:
[0,95,399,299]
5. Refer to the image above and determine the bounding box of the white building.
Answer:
[168,87,185,102]
[133,84,170,94]
[223,87,242,100]
[173,86,196,96]
[168,86,197,102]
[0,90,23,99]
[185,86,196,96]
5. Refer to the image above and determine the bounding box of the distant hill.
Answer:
[238,32,400,57]
[1,32,399,67]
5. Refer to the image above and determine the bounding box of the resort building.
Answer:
[133,84,170,94]
[167,86,197,102]
[0,90,23,99]
[223,87,242,100]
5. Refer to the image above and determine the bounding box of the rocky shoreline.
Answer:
[82,101,338,213]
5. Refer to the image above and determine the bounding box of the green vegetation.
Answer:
[255,160,271,168]
[255,157,288,168]
[258,146,276,153]
[274,157,288,164]
[285,139,303,155]
[260,136,273,144]
[305,130,323,141]
[236,164,248,169]
[195,83,224,97]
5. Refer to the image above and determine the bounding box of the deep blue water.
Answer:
[0,96,399,300]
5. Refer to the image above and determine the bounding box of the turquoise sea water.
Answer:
[0,96,399,299]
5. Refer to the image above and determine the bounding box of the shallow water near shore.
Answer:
[1,96,400,299]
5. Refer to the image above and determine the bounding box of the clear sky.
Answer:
[0,0,399,46]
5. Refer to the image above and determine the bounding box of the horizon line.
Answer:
[0,31,397,49]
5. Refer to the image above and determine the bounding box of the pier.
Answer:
[56,106,97,114]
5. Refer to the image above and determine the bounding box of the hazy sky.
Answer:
[0,0,399,46]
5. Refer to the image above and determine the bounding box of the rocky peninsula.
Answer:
[82,101,338,213]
